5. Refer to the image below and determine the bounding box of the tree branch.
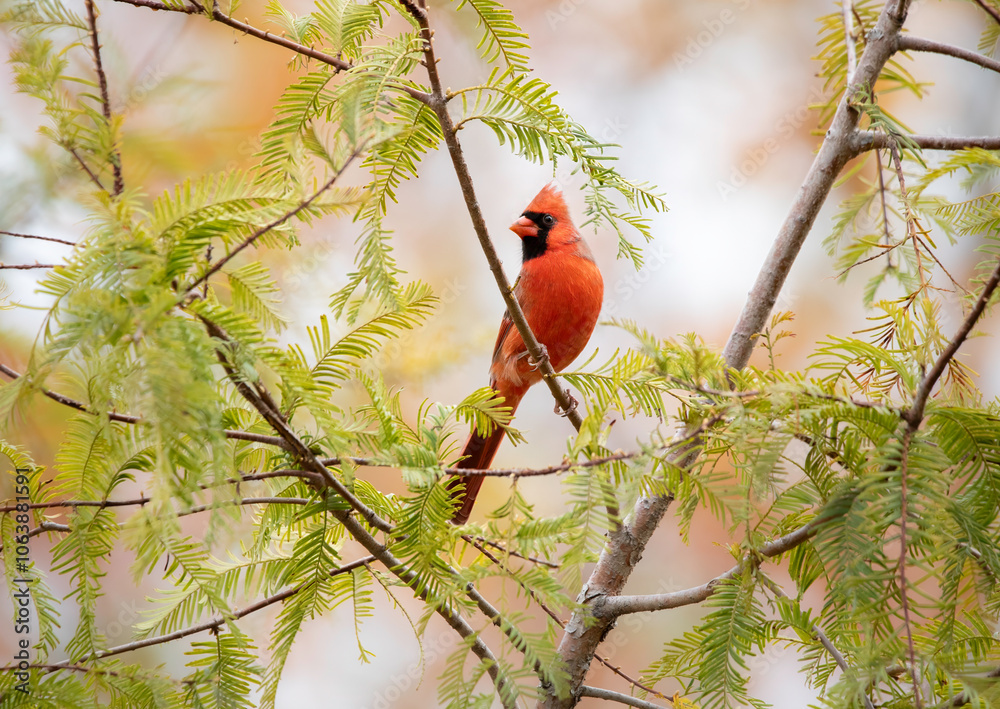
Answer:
[897,35,1000,75]
[972,0,1000,25]
[84,0,123,196]
[602,521,816,617]
[851,131,1000,155]
[551,0,916,681]
[0,263,58,270]
[49,556,375,666]
[722,0,912,370]
[199,313,516,706]
[109,0,430,102]
[67,144,108,192]
[111,0,351,70]
[578,685,670,709]
[0,231,76,246]
[0,362,292,450]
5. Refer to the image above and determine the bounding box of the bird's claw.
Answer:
[524,344,549,371]
[555,389,578,417]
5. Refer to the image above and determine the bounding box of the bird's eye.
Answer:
[541,214,555,226]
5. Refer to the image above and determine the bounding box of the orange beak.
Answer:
[510,215,538,239]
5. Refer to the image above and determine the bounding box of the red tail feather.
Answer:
[447,390,523,524]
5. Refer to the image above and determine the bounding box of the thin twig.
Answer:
[898,430,922,709]
[0,263,58,270]
[109,0,430,103]
[84,0,123,196]
[463,535,559,568]
[904,255,1000,426]
[0,363,292,449]
[0,231,76,246]
[184,150,362,298]
[67,145,108,191]
[49,556,375,666]
[897,35,1000,75]
[875,149,895,269]
[401,1,583,431]
[760,574,875,709]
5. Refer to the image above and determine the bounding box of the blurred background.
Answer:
[2,0,999,706]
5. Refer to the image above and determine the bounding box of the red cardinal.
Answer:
[448,183,604,524]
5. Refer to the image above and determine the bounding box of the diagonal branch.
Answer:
[0,263,57,270]
[183,149,362,299]
[199,313,516,706]
[49,556,375,666]
[723,0,913,370]
[972,0,1000,25]
[84,0,123,196]
[904,254,1000,426]
[111,0,351,70]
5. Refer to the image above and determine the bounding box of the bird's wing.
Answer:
[491,310,515,366]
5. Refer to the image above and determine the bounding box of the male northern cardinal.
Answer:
[448,183,604,524]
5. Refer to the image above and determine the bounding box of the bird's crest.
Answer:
[522,182,572,226]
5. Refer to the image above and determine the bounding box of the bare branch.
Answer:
[67,145,108,192]
[463,534,559,568]
[111,0,350,70]
[84,0,123,196]
[109,0,430,103]
[852,131,1000,154]
[0,263,58,270]
[0,231,76,246]
[897,35,1000,75]
[578,686,671,709]
[602,521,816,617]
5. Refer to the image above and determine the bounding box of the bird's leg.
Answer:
[555,389,578,416]
[520,343,550,371]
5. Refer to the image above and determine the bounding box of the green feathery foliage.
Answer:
[2,1,1000,708]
